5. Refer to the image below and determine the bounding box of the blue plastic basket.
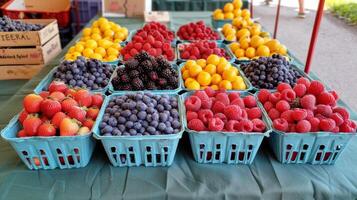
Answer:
[0,114,96,170]
[181,91,271,164]
[256,92,356,164]
[179,62,253,92]
[176,41,235,63]
[34,64,117,94]
[108,63,183,94]
[92,92,184,167]
[211,17,232,29]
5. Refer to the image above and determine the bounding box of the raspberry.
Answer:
[224,105,242,120]
[240,109,248,120]
[281,110,294,123]
[134,43,142,50]
[228,92,240,102]
[306,109,314,120]
[332,127,340,133]
[319,118,336,131]
[309,117,320,132]
[277,83,292,92]
[339,122,354,132]
[225,120,240,132]
[246,107,262,120]
[333,107,350,120]
[201,99,213,109]
[317,92,336,106]
[188,119,205,131]
[292,108,307,121]
[315,104,333,117]
[263,101,274,112]
[243,96,257,108]
[293,84,307,97]
[238,119,254,132]
[331,113,344,126]
[185,96,202,112]
[315,114,327,121]
[212,101,226,114]
[273,118,289,132]
[281,89,296,102]
[348,120,357,130]
[194,90,209,101]
[268,108,280,120]
[198,109,214,125]
[215,93,230,106]
[269,93,281,104]
[330,91,339,101]
[231,98,245,109]
[252,119,266,132]
[258,89,271,103]
[208,117,224,131]
[296,120,311,133]
[308,80,325,96]
[214,113,227,123]
[289,123,296,132]
[297,77,311,88]
[186,111,198,122]
[275,100,290,113]
[130,48,138,56]
[204,87,216,97]
[300,94,316,110]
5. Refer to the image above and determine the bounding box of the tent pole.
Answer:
[273,0,281,39]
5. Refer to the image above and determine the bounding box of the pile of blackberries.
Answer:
[111,52,179,91]
[53,57,114,90]
[241,55,302,89]
[99,93,182,136]
[0,16,43,32]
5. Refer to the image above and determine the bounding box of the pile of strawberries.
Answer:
[185,87,266,132]
[120,22,175,61]
[179,41,229,60]
[17,81,103,138]
[258,78,357,133]
[177,21,220,41]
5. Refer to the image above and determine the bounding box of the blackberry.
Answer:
[149,57,158,68]
[168,77,178,86]
[132,78,144,90]
[161,68,172,79]
[142,60,153,71]
[112,76,121,86]
[157,78,167,86]
[147,81,157,90]
[149,71,159,81]
[120,74,130,83]
[135,51,150,62]
[120,83,132,90]
[125,59,139,70]
[129,70,140,78]
[116,68,125,76]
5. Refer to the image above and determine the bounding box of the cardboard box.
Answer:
[0,34,62,65]
[0,19,59,47]
[23,0,70,12]
[102,0,151,18]
[144,11,170,25]
[0,64,44,80]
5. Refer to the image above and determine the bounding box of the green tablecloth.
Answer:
[1,12,357,200]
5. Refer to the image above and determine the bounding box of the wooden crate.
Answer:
[0,34,62,65]
[0,19,59,47]
[0,64,44,80]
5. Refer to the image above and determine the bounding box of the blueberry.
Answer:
[172,120,181,129]
[171,109,179,118]
[112,128,122,136]
[150,121,158,128]
[168,116,174,122]
[108,117,118,126]
[99,122,107,129]
[157,104,164,112]
[165,121,171,128]
[118,116,126,124]
[129,114,138,122]
[118,124,126,132]
[158,123,166,131]
[121,110,131,117]
[142,121,149,128]
[166,127,174,134]
[136,102,147,111]
[125,121,133,129]
[129,129,137,135]
[137,111,147,120]
[146,114,152,122]
[152,113,159,121]
[133,122,142,130]
[147,126,156,134]
[103,125,113,133]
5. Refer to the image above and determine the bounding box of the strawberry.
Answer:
[51,112,67,128]
[23,116,42,136]
[37,123,56,137]
[68,106,86,122]
[19,109,28,124]
[86,107,99,120]
[77,126,90,135]
[48,81,67,93]
[49,91,65,101]
[60,118,80,136]
[61,98,79,113]
[17,129,27,138]
[39,91,50,99]
[65,88,77,97]
[91,94,103,107]
[74,89,92,107]
[23,94,43,113]
[40,115,49,122]
[40,99,62,118]
[83,118,94,129]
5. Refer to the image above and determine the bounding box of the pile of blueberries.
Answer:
[99,93,182,136]
[0,16,43,32]
[53,57,114,90]
[241,55,302,89]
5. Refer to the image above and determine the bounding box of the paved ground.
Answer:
[253,3,357,110]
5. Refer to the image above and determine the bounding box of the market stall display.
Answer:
[212,0,248,28]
